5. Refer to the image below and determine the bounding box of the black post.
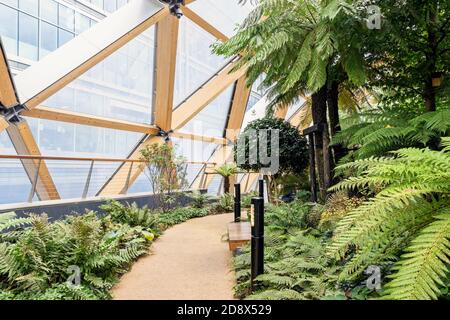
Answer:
[258,179,264,199]
[234,183,241,222]
[308,133,317,202]
[251,197,264,291]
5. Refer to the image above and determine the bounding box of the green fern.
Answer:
[327,144,450,299]
[383,212,450,300]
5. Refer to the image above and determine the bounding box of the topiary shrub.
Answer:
[235,117,309,201]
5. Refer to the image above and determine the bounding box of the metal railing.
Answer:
[0,154,215,205]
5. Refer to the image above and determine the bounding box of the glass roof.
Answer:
[173,16,231,107]
[41,26,155,124]
[179,86,235,138]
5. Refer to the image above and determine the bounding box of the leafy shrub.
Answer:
[190,191,209,209]
[0,212,150,300]
[233,200,342,300]
[212,193,234,214]
[0,203,211,300]
[234,117,309,175]
[100,200,159,230]
[242,192,259,208]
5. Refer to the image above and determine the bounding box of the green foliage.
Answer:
[334,109,450,161]
[211,193,234,214]
[233,200,343,300]
[154,207,209,231]
[190,191,209,209]
[100,201,159,230]
[213,0,366,109]
[235,117,309,175]
[362,0,449,110]
[242,191,259,208]
[214,163,237,178]
[327,142,450,299]
[0,204,211,300]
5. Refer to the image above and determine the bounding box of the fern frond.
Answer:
[383,211,450,300]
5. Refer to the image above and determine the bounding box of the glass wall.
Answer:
[0,0,266,204]
[0,0,96,61]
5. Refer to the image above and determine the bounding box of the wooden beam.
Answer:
[225,76,251,141]
[172,61,246,129]
[14,0,167,109]
[172,131,226,145]
[0,39,18,108]
[182,6,229,42]
[22,106,159,135]
[153,15,179,131]
[6,122,60,200]
[99,14,180,196]
[0,117,8,132]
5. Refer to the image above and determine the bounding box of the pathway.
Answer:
[112,213,235,300]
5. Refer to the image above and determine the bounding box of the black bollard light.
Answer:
[250,197,264,291]
[234,183,241,222]
[258,179,264,199]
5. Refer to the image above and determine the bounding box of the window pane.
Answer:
[90,0,104,10]
[0,4,18,55]
[40,0,58,24]
[1,0,18,8]
[40,21,57,58]
[103,0,116,13]
[58,28,74,47]
[58,4,74,31]
[18,12,38,60]
[18,0,37,15]
[75,12,90,34]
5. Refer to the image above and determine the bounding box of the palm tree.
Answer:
[213,0,367,201]
[215,163,238,194]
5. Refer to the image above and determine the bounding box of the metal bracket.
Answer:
[159,0,185,18]
[0,103,26,123]
[156,126,174,142]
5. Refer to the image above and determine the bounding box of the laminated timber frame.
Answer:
[1,40,59,200]
[0,0,254,199]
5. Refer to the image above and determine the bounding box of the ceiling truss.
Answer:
[0,0,264,201]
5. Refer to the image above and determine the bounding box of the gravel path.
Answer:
[112,213,235,300]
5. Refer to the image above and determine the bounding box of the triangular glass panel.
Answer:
[173,16,232,107]
[188,0,254,38]
[178,86,234,138]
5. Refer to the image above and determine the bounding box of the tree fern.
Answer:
[382,212,450,300]
[327,144,450,299]
[333,110,450,161]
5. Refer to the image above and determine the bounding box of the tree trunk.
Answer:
[423,3,438,112]
[424,79,436,112]
[223,176,230,194]
[327,81,341,136]
[311,86,328,202]
[327,81,346,172]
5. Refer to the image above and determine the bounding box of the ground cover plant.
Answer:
[0,201,210,300]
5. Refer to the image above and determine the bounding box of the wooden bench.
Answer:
[227,221,251,251]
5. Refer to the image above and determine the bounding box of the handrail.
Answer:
[0,154,216,165]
